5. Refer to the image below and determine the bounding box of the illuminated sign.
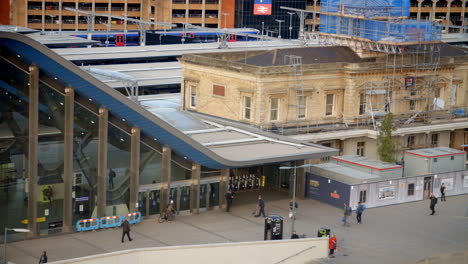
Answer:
[309,180,320,187]
[254,0,272,15]
[330,190,340,199]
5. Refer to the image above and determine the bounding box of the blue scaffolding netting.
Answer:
[321,0,410,18]
[319,0,441,42]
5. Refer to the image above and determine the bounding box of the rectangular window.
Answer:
[297,95,306,119]
[213,84,225,97]
[359,94,366,115]
[359,190,367,203]
[407,135,415,147]
[409,99,416,110]
[435,88,441,98]
[450,156,454,160]
[190,85,196,107]
[325,94,334,116]
[357,141,365,156]
[408,183,415,196]
[431,133,438,146]
[243,96,251,120]
[270,98,279,121]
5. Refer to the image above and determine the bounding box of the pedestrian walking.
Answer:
[255,195,266,217]
[429,193,438,215]
[225,189,234,212]
[291,231,299,239]
[356,201,366,224]
[108,168,116,189]
[121,217,133,243]
[342,203,351,226]
[329,235,337,258]
[289,200,298,220]
[38,251,48,263]
[440,183,446,201]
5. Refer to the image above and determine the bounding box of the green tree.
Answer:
[377,113,396,163]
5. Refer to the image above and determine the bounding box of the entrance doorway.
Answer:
[138,184,162,217]
[200,179,220,211]
[423,176,433,199]
[170,181,192,215]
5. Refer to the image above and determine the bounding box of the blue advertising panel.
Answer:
[305,172,350,208]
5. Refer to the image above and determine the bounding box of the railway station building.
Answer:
[0,31,337,238]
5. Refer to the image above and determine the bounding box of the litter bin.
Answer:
[264,215,283,240]
[317,227,330,238]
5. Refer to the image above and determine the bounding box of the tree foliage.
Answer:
[377,113,396,163]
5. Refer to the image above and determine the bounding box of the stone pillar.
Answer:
[185,0,189,26]
[201,0,206,27]
[97,108,108,218]
[296,160,307,200]
[27,65,39,237]
[432,0,439,20]
[446,0,453,24]
[219,168,229,208]
[417,0,423,20]
[160,146,171,214]
[129,128,140,212]
[62,87,74,232]
[190,164,201,214]
[461,1,467,33]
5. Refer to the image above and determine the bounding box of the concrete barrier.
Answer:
[51,237,328,264]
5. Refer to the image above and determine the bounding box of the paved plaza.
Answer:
[6,191,468,264]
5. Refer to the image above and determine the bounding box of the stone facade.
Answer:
[180,46,468,161]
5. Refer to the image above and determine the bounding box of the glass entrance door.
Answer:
[149,190,160,215]
[138,192,147,216]
[208,182,219,208]
[199,184,207,210]
[179,186,191,211]
[138,185,162,217]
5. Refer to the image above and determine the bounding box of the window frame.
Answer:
[325,94,334,116]
[357,141,365,156]
[408,183,415,196]
[243,96,252,120]
[189,85,197,108]
[297,95,306,119]
[359,93,366,115]
[270,97,279,121]
[431,133,439,146]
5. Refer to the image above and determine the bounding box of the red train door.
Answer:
[116,34,125,46]
[228,34,237,42]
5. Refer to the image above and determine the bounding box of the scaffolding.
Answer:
[307,0,443,129]
[284,55,306,123]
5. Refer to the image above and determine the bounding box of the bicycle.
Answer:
[158,210,175,223]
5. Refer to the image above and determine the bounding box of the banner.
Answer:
[254,0,272,15]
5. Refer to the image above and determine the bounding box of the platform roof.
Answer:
[331,155,402,170]
[81,62,181,88]
[405,147,466,158]
[0,32,337,168]
[310,163,383,185]
[27,33,99,47]
[0,25,39,34]
[52,40,304,62]
[140,94,334,164]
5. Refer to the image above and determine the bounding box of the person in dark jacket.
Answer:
[255,195,266,217]
[429,193,438,215]
[440,183,446,201]
[225,190,234,212]
[291,231,299,239]
[121,217,133,243]
[356,202,366,224]
[39,251,48,263]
